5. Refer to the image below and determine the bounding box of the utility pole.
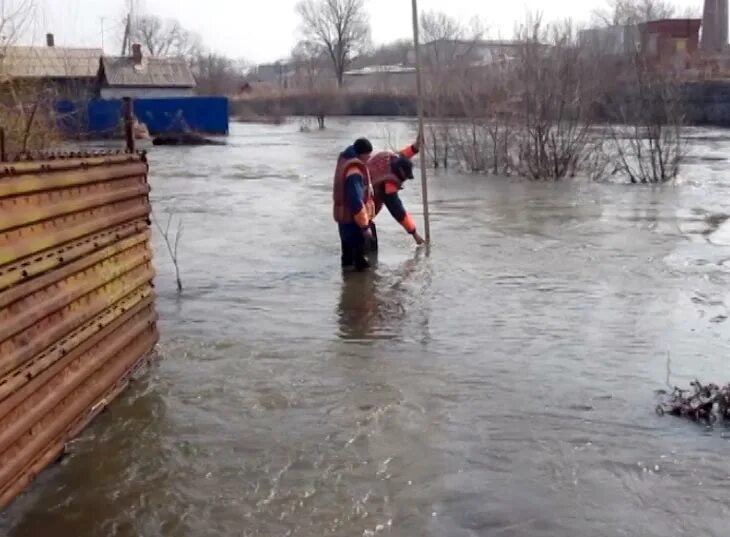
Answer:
[100,17,105,50]
[410,0,431,244]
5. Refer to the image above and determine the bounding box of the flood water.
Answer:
[2,119,730,536]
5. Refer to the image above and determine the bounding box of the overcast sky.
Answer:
[22,0,701,63]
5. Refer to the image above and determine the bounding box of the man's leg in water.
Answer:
[368,221,378,253]
[340,224,370,271]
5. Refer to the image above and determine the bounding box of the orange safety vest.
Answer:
[332,156,374,224]
[367,151,403,217]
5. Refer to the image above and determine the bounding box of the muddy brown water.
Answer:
[2,119,730,536]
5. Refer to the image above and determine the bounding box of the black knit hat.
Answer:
[353,138,373,155]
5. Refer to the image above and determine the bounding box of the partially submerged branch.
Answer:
[152,210,184,293]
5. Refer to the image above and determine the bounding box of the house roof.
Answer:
[345,65,416,76]
[100,56,196,88]
[0,46,102,79]
[425,39,521,48]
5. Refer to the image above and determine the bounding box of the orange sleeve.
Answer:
[384,180,399,195]
[401,213,417,234]
[353,208,369,228]
[399,144,417,159]
[345,165,362,177]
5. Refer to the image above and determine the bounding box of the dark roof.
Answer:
[0,46,102,79]
[100,56,196,88]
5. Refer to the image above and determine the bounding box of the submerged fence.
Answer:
[56,96,230,138]
[0,151,158,508]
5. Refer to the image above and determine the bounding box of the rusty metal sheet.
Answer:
[0,322,158,501]
[0,152,158,509]
[0,197,150,266]
[0,152,145,178]
[0,177,150,232]
[0,229,150,309]
[0,242,151,340]
[0,219,148,292]
[0,291,154,407]
[0,162,148,198]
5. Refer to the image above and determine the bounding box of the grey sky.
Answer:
[23,0,701,63]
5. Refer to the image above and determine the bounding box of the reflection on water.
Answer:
[2,120,730,537]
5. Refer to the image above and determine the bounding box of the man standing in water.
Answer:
[333,136,424,271]
[366,138,425,252]
[333,138,376,271]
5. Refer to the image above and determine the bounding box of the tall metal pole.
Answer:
[411,0,431,244]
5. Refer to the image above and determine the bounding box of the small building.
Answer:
[412,39,523,67]
[249,62,294,88]
[0,33,101,98]
[578,25,640,56]
[97,44,196,99]
[343,65,416,93]
[639,19,702,69]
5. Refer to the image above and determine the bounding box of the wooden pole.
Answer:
[123,97,135,154]
[411,0,431,244]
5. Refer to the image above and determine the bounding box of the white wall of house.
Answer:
[100,87,195,99]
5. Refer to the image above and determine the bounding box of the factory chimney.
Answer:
[702,0,729,51]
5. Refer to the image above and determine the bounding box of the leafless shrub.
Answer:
[511,17,600,180]
[606,54,684,184]
[152,211,184,294]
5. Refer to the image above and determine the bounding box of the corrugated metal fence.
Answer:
[0,151,158,508]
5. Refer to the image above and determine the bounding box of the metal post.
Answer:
[411,0,431,244]
[123,97,135,153]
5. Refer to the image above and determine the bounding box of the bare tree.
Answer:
[192,53,249,95]
[0,0,35,46]
[592,0,676,26]
[0,1,64,158]
[419,11,484,170]
[606,53,684,183]
[295,0,370,87]
[512,17,600,180]
[130,15,202,59]
[291,40,329,90]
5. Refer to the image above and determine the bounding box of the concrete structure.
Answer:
[343,65,416,93]
[701,0,729,52]
[578,25,640,55]
[639,19,702,69]
[97,44,196,99]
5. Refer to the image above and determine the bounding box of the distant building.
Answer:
[343,65,416,93]
[0,33,101,98]
[578,25,640,56]
[249,62,293,88]
[97,44,196,99]
[411,39,523,67]
[639,19,702,69]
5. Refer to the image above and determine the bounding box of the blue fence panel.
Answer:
[56,96,229,137]
[88,99,124,136]
[134,97,229,135]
